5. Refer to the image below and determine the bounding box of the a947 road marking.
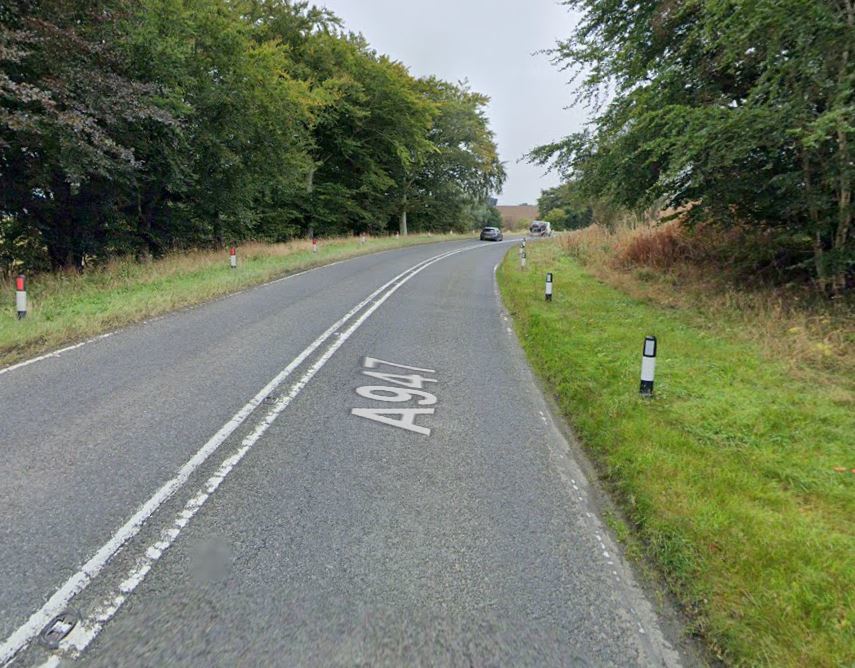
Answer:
[351,357,438,436]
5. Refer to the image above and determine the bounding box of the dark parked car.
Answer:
[480,226,504,241]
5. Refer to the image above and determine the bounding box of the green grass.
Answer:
[0,233,468,368]
[498,241,854,667]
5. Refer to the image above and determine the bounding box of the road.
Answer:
[1,239,684,666]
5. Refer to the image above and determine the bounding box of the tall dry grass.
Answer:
[558,223,854,380]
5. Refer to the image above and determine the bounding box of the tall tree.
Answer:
[530,0,854,292]
[407,78,506,232]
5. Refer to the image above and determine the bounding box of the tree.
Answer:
[530,0,854,292]
[537,183,592,230]
[1,0,505,272]
[406,78,506,232]
[1,0,178,267]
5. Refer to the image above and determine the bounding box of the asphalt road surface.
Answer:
[1,239,685,667]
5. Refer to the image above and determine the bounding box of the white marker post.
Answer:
[229,246,237,269]
[15,274,26,320]
[640,336,657,397]
[312,238,318,254]
[545,272,553,301]
[520,249,526,269]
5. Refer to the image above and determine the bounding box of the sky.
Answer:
[317,0,587,206]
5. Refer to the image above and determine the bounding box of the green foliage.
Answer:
[530,0,854,293]
[0,0,503,272]
[537,183,592,229]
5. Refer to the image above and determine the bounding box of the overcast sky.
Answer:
[317,0,587,205]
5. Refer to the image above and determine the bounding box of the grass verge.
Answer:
[0,234,467,368]
[498,240,853,667]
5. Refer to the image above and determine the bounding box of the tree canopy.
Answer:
[530,0,854,292]
[0,0,505,272]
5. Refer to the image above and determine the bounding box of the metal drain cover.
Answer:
[38,609,79,649]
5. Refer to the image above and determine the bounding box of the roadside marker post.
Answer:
[640,336,657,397]
[15,274,27,319]
[312,238,318,254]
[229,246,237,269]
[520,249,526,269]
[545,272,553,301]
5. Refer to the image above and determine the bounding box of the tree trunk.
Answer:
[832,0,853,294]
[803,152,828,292]
[399,194,408,236]
[834,123,851,294]
[213,212,224,247]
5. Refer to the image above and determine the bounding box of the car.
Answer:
[480,226,504,241]
[529,220,552,237]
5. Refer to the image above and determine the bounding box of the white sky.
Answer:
[317,0,587,205]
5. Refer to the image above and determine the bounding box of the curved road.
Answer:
[1,240,684,666]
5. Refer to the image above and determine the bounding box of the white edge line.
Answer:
[0,334,114,377]
[0,247,464,666]
[54,242,476,660]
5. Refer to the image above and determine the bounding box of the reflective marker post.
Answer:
[229,246,237,269]
[15,274,27,319]
[545,272,553,301]
[640,336,657,397]
[520,249,526,269]
[312,238,318,253]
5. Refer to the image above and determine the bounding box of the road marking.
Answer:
[352,358,440,435]
[355,386,437,405]
[0,249,418,378]
[0,245,474,666]
[7,243,487,665]
[0,334,114,377]
[351,408,434,436]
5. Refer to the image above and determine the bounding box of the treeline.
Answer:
[530,0,853,294]
[537,183,591,231]
[0,1,505,272]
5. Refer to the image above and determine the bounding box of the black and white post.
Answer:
[640,336,657,397]
[15,274,26,320]
[229,246,237,269]
[545,272,553,301]
[520,249,526,269]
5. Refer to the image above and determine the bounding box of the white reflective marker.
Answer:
[640,336,657,397]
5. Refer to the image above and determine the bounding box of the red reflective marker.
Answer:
[16,274,27,319]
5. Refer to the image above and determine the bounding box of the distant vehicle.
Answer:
[480,226,504,241]
[529,220,552,237]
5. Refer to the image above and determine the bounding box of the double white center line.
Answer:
[1,243,489,666]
